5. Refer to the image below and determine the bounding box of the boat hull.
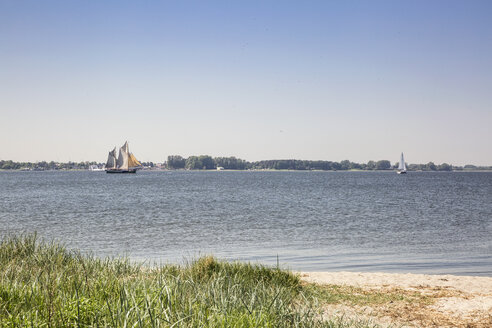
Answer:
[106,169,137,174]
[397,171,407,174]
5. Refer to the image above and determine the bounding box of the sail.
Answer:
[122,141,129,154]
[106,147,117,169]
[398,153,406,171]
[128,153,141,168]
[106,152,116,169]
[116,143,129,170]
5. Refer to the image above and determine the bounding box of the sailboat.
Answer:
[397,152,407,174]
[105,141,142,173]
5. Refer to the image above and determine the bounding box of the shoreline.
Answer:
[2,168,492,172]
[301,271,492,327]
[2,231,491,327]
[301,271,492,294]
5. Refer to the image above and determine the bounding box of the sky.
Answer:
[1,1,491,165]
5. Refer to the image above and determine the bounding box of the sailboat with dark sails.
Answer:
[105,141,142,173]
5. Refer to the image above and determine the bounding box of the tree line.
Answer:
[166,156,485,171]
[1,157,490,171]
[167,155,247,170]
[0,160,98,171]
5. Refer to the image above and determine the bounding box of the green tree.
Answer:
[185,156,202,170]
[198,155,215,169]
[340,160,351,170]
[437,163,452,171]
[376,160,391,170]
[167,155,186,169]
[215,157,247,170]
[426,162,437,171]
[366,160,376,170]
[351,162,362,170]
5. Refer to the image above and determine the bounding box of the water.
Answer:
[1,170,491,276]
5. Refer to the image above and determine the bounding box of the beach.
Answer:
[301,271,492,327]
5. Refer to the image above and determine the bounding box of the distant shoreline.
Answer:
[2,168,492,173]
[2,157,491,172]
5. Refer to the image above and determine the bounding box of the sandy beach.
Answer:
[301,271,492,328]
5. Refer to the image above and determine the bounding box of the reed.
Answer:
[0,234,378,327]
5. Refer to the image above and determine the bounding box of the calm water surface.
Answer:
[1,171,491,276]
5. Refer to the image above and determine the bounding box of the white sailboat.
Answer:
[397,152,407,174]
[105,141,142,173]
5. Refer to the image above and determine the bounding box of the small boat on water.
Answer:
[106,141,142,174]
[89,165,104,172]
[397,152,407,174]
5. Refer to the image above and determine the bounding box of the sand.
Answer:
[300,271,492,328]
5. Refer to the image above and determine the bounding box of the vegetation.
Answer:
[0,234,381,327]
[303,284,431,307]
[184,155,215,170]
[0,160,99,171]
[2,157,491,171]
[164,156,489,171]
[406,162,455,171]
[166,155,186,169]
[214,157,248,170]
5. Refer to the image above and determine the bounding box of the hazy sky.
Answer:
[1,1,491,165]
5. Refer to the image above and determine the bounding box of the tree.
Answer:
[437,163,452,171]
[276,160,287,170]
[376,160,391,170]
[185,156,202,170]
[198,155,215,169]
[167,155,186,169]
[366,160,376,170]
[215,157,247,170]
[351,162,362,170]
[426,162,437,171]
[340,160,351,170]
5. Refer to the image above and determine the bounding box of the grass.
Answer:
[0,234,382,327]
[303,283,432,307]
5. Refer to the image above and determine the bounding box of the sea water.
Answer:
[1,170,491,276]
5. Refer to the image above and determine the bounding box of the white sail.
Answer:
[106,153,116,169]
[106,147,117,169]
[116,142,129,170]
[398,153,406,171]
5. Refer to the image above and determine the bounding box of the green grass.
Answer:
[0,234,380,327]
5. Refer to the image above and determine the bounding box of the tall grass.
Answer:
[0,234,377,327]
